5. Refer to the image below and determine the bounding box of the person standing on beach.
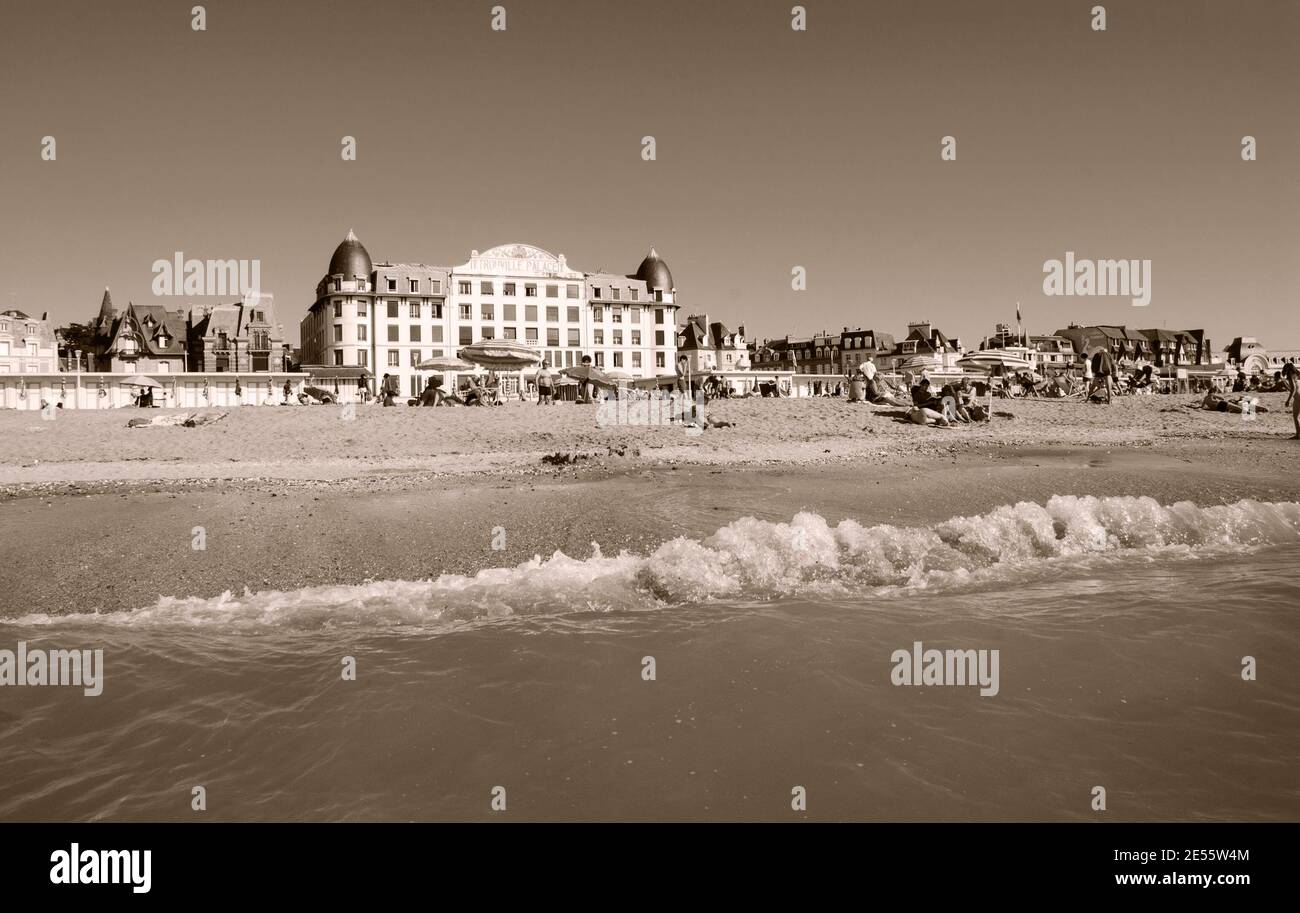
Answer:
[675,354,695,423]
[1284,363,1299,439]
[536,362,554,405]
[1088,349,1114,403]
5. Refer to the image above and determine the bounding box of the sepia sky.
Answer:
[1,0,1297,350]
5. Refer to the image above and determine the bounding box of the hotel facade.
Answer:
[299,232,681,398]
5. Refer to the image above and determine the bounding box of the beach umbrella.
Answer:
[630,374,677,391]
[956,350,1035,373]
[896,354,941,373]
[458,340,543,370]
[118,374,164,388]
[561,364,616,387]
[418,355,476,371]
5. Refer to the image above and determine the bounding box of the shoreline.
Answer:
[4,440,1298,618]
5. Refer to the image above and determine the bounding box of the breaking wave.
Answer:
[8,496,1300,630]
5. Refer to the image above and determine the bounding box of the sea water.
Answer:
[1,495,1298,820]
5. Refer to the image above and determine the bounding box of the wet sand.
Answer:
[3,441,1297,618]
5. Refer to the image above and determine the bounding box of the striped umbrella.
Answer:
[956,350,1035,373]
[896,354,941,373]
[418,355,477,371]
[458,340,543,370]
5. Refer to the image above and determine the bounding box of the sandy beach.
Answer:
[2,394,1297,614]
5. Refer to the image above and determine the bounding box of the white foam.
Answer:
[8,496,1300,630]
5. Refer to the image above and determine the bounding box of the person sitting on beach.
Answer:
[861,363,911,407]
[911,377,945,412]
[846,371,865,403]
[419,376,444,407]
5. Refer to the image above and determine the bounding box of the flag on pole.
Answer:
[1016,303,1022,324]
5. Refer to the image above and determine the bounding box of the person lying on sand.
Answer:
[1198,392,1267,414]
[907,405,951,426]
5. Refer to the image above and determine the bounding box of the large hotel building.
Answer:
[299,232,681,398]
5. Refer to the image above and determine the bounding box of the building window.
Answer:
[566,284,579,298]
[430,326,443,342]
[388,350,400,366]
[594,353,604,367]
[632,352,642,367]
[459,327,473,345]
[503,282,516,296]
[333,350,343,366]
[357,325,368,342]
[385,301,397,318]
[546,328,559,346]
[357,301,367,318]
[386,278,397,292]
[611,288,621,301]
[459,304,472,319]
[410,350,422,367]
[613,331,623,345]
[631,331,641,345]
[333,325,343,343]
[410,302,421,319]
[333,301,342,318]
[333,279,341,292]
[525,305,537,322]
[566,306,579,323]
[504,327,517,340]
[546,284,558,298]
[388,325,400,342]
[594,330,604,345]
[593,306,603,322]
[654,309,663,324]
[358,350,368,367]
[546,306,558,322]
[431,280,442,294]
[525,327,538,342]
[656,352,665,368]
[481,327,495,340]
[631,290,639,302]
[409,279,419,293]
[612,309,623,323]
[655,330,665,345]
[410,325,422,342]
[525,284,537,297]
[593,286,602,298]
[613,353,623,367]
[480,281,494,295]
[481,304,494,320]
[504,304,516,321]
[568,329,580,346]
[458,281,471,295]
